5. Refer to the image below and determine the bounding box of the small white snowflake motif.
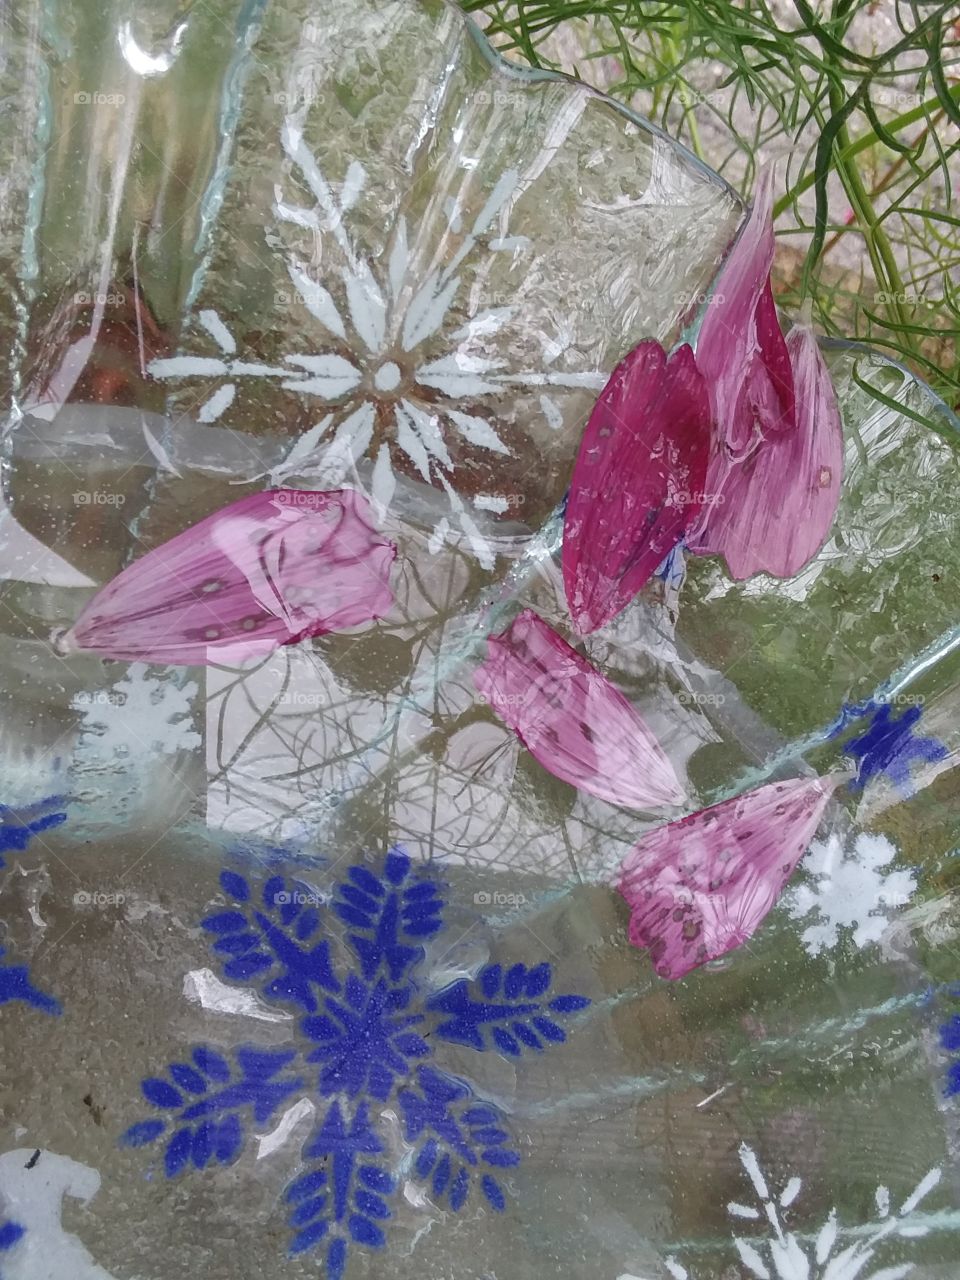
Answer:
[148,119,605,566]
[785,832,917,957]
[666,1142,941,1280]
[72,664,200,759]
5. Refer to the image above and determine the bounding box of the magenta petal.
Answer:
[691,325,843,579]
[752,278,795,432]
[474,610,686,810]
[695,165,793,453]
[618,775,834,979]
[63,489,396,664]
[562,341,711,634]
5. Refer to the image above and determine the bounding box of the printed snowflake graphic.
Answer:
[667,1141,941,1280]
[785,832,917,957]
[120,849,589,1276]
[148,120,605,566]
[829,699,947,793]
[72,665,200,759]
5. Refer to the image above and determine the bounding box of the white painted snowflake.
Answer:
[148,120,605,567]
[667,1141,941,1280]
[72,664,200,758]
[784,832,917,957]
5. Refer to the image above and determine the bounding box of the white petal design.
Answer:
[286,261,347,340]
[428,516,450,555]
[815,1211,839,1264]
[898,1166,941,1215]
[768,1234,810,1280]
[495,369,608,388]
[230,361,290,377]
[820,1242,864,1280]
[734,1238,771,1280]
[780,1178,802,1208]
[447,200,464,233]
[394,403,433,481]
[281,121,358,269]
[399,398,452,468]
[875,1187,890,1218]
[141,421,183,476]
[451,308,513,342]
[416,352,503,397]
[371,442,396,518]
[340,160,366,213]
[274,193,320,230]
[322,401,375,466]
[445,408,510,455]
[739,1145,772,1201]
[437,472,494,570]
[272,414,335,479]
[388,215,408,301]
[402,270,461,351]
[344,263,386,354]
[149,356,230,378]
[197,309,236,354]
[540,393,564,430]
[470,168,519,236]
[728,1204,762,1220]
[283,353,361,399]
[198,383,236,423]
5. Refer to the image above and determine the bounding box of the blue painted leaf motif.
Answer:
[0,1220,25,1251]
[201,869,340,1011]
[426,962,590,1053]
[122,852,591,1268]
[941,1014,960,1096]
[0,799,68,1017]
[0,946,61,1015]
[398,1066,519,1214]
[0,1216,26,1280]
[829,699,947,792]
[302,976,429,1100]
[332,848,443,982]
[120,1044,303,1174]
[0,797,68,868]
[284,1101,395,1269]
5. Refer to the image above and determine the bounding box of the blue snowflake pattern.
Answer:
[427,961,590,1055]
[0,797,67,867]
[941,1013,960,1097]
[121,848,590,1276]
[200,870,339,1011]
[0,796,68,1016]
[121,1044,304,1175]
[0,1219,25,1274]
[0,947,61,1015]
[829,699,946,792]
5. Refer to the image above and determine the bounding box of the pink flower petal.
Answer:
[689,324,843,579]
[562,341,711,634]
[62,489,396,664]
[474,609,686,810]
[618,775,835,979]
[695,164,794,454]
